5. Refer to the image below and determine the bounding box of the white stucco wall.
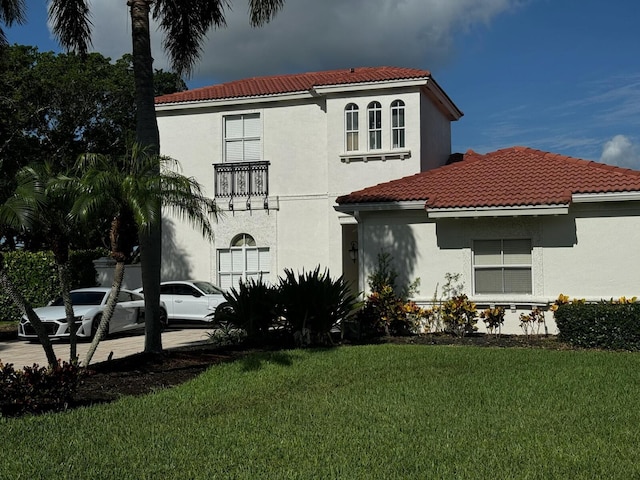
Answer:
[356,202,640,334]
[156,83,454,288]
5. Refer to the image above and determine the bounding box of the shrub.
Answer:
[279,267,359,346]
[441,294,477,337]
[519,307,546,338]
[554,298,640,350]
[214,277,280,342]
[353,252,426,338]
[480,306,505,337]
[0,360,81,417]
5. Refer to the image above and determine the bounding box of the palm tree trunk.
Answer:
[0,252,58,368]
[83,260,125,366]
[57,261,78,362]
[129,0,163,355]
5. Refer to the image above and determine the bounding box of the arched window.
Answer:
[345,103,359,151]
[391,100,405,148]
[217,233,270,290]
[367,101,382,150]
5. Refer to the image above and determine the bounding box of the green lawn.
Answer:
[2,344,640,479]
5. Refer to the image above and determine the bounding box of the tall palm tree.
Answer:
[0,0,25,47]
[72,144,218,366]
[49,0,285,354]
[0,167,58,367]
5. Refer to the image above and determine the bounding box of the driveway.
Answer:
[0,327,212,368]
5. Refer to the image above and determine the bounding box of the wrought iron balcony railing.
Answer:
[214,161,269,199]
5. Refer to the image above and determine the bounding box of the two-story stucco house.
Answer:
[155,67,463,292]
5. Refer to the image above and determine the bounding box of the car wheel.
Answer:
[91,313,107,340]
[159,308,168,331]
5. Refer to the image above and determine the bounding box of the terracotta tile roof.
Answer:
[156,66,431,104]
[336,146,640,209]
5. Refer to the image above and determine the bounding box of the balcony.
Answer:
[214,161,270,210]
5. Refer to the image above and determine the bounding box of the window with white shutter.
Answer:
[218,234,270,290]
[224,114,261,162]
[473,239,532,294]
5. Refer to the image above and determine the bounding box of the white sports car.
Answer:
[137,280,226,324]
[18,287,167,340]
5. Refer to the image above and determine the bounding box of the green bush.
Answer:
[0,360,81,417]
[352,252,426,338]
[555,301,640,350]
[279,267,359,346]
[214,277,280,341]
[0,249,105,322]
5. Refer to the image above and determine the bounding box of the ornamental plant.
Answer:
[519,307,546,338]
[441,294,477,337]
[355,252,428,337]
[480,306,505,337]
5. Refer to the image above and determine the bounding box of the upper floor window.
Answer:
[224,113,261,162]
[368,101,382,150]
[391,100,405,148]
[473,239,532,294]
[345,103,359,151]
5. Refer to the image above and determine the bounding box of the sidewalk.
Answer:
[0,327,211,368]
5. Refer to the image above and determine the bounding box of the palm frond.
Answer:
[49,0,92,54]
[0,0,26,46]
[248,0,284,26]
[154,0,228,77]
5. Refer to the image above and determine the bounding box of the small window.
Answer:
[391,100,405,148]
[345,103,359,151]
[473,239,532,294]
[367,101,382,150]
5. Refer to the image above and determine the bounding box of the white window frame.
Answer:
[367,101,382,150]
[473,239,533,295]
[345,103,359,152]
[217,234,270,290]
[224,113,261,163]
[391,100,405,149]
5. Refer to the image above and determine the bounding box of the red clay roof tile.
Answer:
[155,66,431,104]
[336,146,640,208]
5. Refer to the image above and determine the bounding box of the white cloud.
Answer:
[600,135,640,169]
[82,0,522,84]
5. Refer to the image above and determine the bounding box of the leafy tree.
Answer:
[0,45,185,251]
[49,0,285,355]
[71,144,218,366]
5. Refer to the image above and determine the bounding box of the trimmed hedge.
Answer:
[555,301,640,350]
[0,249,106,323]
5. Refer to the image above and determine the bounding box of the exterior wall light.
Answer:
[348,241,358,263]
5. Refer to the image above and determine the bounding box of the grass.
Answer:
[2,344,640,479]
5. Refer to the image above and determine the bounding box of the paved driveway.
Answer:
[0,327,212,368]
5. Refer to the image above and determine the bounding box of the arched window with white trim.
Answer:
[368,101,382,150]
[391,100,405,148]
[345,103,359,151]
[217,234,270,290]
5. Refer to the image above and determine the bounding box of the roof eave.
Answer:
[155,91,316,111]
[334,200,427,214]
[572,191,640,203]
[423,77,464,121]
[312,77,430,95]
[426,204,569,218]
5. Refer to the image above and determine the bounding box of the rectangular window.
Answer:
[217,247,270,291]
[224,113,261,162]
[473,239,532,294]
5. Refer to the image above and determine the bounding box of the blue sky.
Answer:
[5,0,640,167]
